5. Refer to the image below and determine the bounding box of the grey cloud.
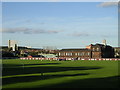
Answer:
[71,32,89,37]
[47,30,62,33]
[28,29,62,34]
[2,27,30,33]
[98,2,118,7]
[2,27,62,34]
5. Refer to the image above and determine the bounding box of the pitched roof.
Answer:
[60,48,91,51]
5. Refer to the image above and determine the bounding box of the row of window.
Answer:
[92,47,100,51]
[59,52,90,56]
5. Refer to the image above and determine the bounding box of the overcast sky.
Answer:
[1,1,118,48]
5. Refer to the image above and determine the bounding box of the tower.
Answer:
[102,39,106,46]
[8,40,11,48]
[8,40,18,51]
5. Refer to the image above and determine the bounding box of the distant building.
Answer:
[8,40,18,51]
[58,48,91,58]
[90,44,114,58]
[58,43,114,58]
[114,47,120,58]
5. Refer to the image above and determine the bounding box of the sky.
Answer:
[1,1,118,48]
[1,0,119,2]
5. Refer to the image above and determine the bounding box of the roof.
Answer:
[0,46,8,48]
[91,43,113,48]
[113,47,120,49]
[60,48,91,51]
[95,43,105,46]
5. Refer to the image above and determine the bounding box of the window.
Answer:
[59,52,64,56]
[88,52,90,55]
[63,53,65,56]
[75,53,78,56]
[78,53,82,56]
[76,53,83,56]
[66,53,72,56]
[66,53,68,56]
[59,53,61,56]
[93,48,95,51]
[97,48,99,51]
[83,52,85,55]
[81,52,85,56]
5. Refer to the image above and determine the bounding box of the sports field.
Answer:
[1,59,119,89]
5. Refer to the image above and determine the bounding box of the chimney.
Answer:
[8,40,11,48]
[102,39,106,46]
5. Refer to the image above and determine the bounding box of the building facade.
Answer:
[90,44,114,58]
[58,49,91,58]
[58,43,114,58]
[114,47,120,58]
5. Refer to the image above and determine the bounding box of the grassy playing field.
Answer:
[1,59,119,89]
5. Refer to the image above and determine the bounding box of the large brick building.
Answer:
[58,48,91,58]
[58,43,114,58]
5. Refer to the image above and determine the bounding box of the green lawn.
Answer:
[1,59,120,89]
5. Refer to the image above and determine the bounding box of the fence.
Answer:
[20,57,120,61]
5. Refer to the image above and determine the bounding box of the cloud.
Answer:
[71,32,89,37]
[1,27,63,34]
[98,2,118,7]
[2,27,29,33]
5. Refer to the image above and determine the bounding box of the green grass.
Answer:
[1,59,120,88]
